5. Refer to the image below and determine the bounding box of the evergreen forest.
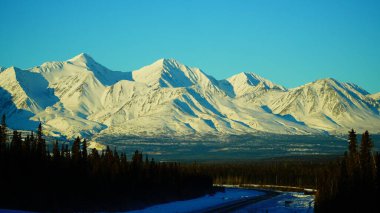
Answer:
[1,114,379,212]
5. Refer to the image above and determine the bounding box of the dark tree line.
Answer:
[196,160,326,190]
[315,129,380,213]
[2,112,379,212]
[0,115,213,211]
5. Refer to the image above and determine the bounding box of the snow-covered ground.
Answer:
[128,188,264,213]
[235,191,314,213]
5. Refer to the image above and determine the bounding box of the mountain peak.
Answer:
[6,66,20,72]
[315,77,338,84]
[228,72,286,92]
[132,58,210,88]
[239,72,264,83]
[68,53,96,65]
[152,58,184,69]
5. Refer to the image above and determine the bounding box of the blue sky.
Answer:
[0,0,379,93]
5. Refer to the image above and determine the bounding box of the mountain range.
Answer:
[1,53,379,139]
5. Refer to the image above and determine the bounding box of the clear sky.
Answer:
[0,0,379,93]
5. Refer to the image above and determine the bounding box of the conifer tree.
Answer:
[347,129,360,177]
[23,135,31,154]
[132,150,143,165]
[104,146,113,166]
[120,153,128,172]
[113,148,119,162]
[82,139,88,160]
[53,140,60,161]
[0,114,6,151]
[72,137,81,162]
[348,129,358,157]
[65,144,70,159]
[30,131,36,154]
[111,148,120,177]
[37,123,43,143]
[35,123,47,158]
[89,148,100,174]
[11,130,21,153]
[360,131,375,190]
[60,143,65,159]
[89,148,100,161]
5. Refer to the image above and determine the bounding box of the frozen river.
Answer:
[127,187,314,213]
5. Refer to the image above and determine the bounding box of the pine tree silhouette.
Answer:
[0,114,6,151]
[359,131,375,192]
[82,139,88,160]
[71,137,81,162]
[53,140,60,162]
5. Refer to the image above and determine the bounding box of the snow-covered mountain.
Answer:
[1,53,379,139]
[268,78,380,133]
[221,72,286,98]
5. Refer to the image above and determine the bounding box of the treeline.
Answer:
[315,129,380,212]
[0,115,213,211]
[197,159,329,190]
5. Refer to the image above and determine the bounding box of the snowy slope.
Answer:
[132,58,213,88]
[31,54,107,116]
[268,78,380,133]
[368,92,380,101]
[0,54,379,138]
[0,66,58,113]
[131,58,223,95]
[222,72,286,97]
[0,67,59,130]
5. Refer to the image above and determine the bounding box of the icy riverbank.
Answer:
[128,188,264,213]
[236,191,314,213]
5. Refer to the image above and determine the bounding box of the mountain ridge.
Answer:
[1,53,379,139]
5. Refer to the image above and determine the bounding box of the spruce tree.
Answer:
[82,139,88,160]
[347,129,359,177]
[65,144,70,159]
[348,129,358,157]
[53,140,60,161]
[23,134,31,154]
[37,123,43,143]
[360,131,374,190]
[30,131,36,154]
[72,137,81,162]
[0,114,6,151]
[35,123,47,158]
[60,143,65,159]
[11,130,21,153]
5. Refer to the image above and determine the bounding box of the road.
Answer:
[195,189,281,213]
